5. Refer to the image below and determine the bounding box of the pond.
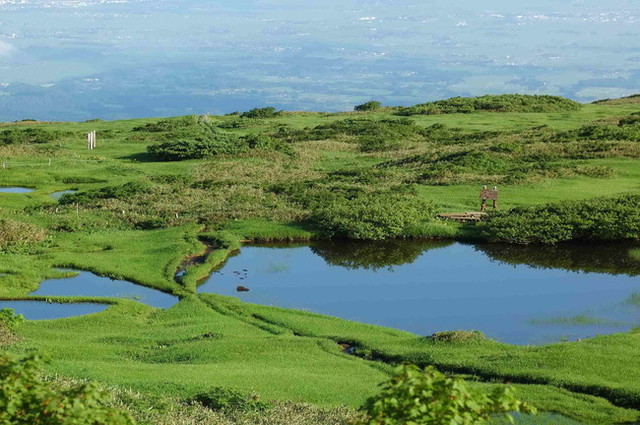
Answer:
[49,190,76,200]
[30,270,179,309]
[0,187,33,193]
[0,300,108,320]
[198,241,640,345]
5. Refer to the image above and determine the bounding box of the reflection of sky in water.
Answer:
[0,300,107,320]
[199,242,640,345]
[0,0,639,120]
[31,270,179,309]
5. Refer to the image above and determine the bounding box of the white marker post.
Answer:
[87,131,96,150]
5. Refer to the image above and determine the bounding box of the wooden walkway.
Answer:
[437,212,487,223]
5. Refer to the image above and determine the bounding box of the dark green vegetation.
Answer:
[0,94,640,424]
[395,94,581,116]
[0,352,134,424]
[358,364,535,425]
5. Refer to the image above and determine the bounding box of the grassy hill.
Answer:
[1,95,640,424]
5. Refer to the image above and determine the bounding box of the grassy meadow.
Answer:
[1,95,640,423]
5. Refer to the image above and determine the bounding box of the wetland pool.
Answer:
[198,241,640,345]
[0,187,33,193]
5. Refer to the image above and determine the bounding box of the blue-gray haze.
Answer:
[0,0,639,121]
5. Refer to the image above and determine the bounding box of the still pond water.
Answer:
[198,241,640,345]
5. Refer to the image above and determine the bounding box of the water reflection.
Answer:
[0,300,108,320]
[198,241,640,345]
[0,187,33,193]
[31,270,179,309]
[310,240,453,271]
[478,243,640,277]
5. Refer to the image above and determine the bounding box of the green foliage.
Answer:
[358,135,399,152]
[59,181,151,205]
[429,331,486,343]
[354,101,383,111]
[132,116,198,132]
[0,128,62,145]
[0,353,134,425]
[0,308,25,330]
[190,386,268,412]
[240,107,280,119]
[311,194,433,240]
[0,219,47,252]
[147,136,246,161]
[482,195,640,244]
[396,95,581,116]
[358,364,536,425]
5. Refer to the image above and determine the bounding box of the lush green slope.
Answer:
[0,96,640,424]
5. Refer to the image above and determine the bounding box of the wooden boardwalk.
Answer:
[437,212,487,223]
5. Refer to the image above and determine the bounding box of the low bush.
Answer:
[429,330,486,343]
[147,136,246,161]
[358,364,535,425]
[0,219,47,252]
[190,386,268,412]
[0,353,134,424]
[240,107,280,119]
[132,116,198,132]
[397,94,581,116]
[0,128,61,145]
[59,181,151,205]
[311,194,433,240]
[354,101,382,111]
[482,196,640,244]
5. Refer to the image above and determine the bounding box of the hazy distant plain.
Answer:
[0,0,639,121]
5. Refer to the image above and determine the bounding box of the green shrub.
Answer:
[358,364,535,425]
[132,116,198,132]
[358,136,399,152]
[59,181,151,205]
[397,94,581,116]
[0,128,61,145]
[147,136,246,161]
[0,353,134,424]
[429,330,486,343]
[240,107,280,119]
[0,219,47,252]
[190,386,268,412]
[311,194,433,240]
[0,309,24,331]
[482,196,640,244]
[354,101,382,111]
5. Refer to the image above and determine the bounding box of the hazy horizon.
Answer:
[1,0,639,121]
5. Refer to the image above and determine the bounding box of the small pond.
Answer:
[0,187,33,193]
[0,300,108,320]
[198,241,640,345]
[30,270,179,309]
[49,190,76,200]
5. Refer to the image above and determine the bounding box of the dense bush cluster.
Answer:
[358,364,535,425]
[354,101,382,111]
[0,219,47,252]
[311,194,433,240]
[148,136,246,161]
[132,116,199,132]
[240,107,281,119]
[482,196,640,244]
[549,113,640,142]
[0,128,62,145]
[396,94,581,116]
[59,181,150,205]
[190,387,268,412]
[0,353,134,425]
